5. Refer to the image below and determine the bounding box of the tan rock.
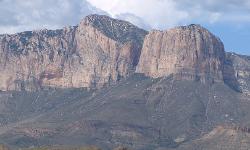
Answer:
[136,24,228,83]
[226,52,250,94]
[0,16,240,91]
[0,14,147,91]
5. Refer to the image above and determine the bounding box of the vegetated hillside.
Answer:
[24,146,101,150]
[0,74,250,150]
[173,126,250,150]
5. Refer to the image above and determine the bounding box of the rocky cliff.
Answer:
[0,15,241,91]
[226,52,250,95]
[136,24,236,85]
[0,14,147,91]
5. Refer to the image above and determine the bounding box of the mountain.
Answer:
[1,74,250,150]
[136,24,238,87]
[0,15,240,92]
[0,14,250,150]
[0,14,147,91]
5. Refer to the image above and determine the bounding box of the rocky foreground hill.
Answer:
[0,14,250,150]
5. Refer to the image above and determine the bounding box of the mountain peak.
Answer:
[170,24,215,35]
[185,24,203,28]
[80,14,148,43]
[0,14,147,91]
[169,24,217,37]
[136,24,237,86]
[83,14,133,26]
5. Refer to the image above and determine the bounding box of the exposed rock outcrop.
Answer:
[136,24,241,91]
[0,14,147,91]
[136,24,228,83]
[0,15,241,91]
[226,52,250,95]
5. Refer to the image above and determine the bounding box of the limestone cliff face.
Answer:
[0,15,241,91]
[136,24,232,83]
[226,52,250,95]
[0,14,147,91]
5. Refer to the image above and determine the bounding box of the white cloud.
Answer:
[86,0,189,29]
[115,13,152,30]
[209,12,222,24]
[0,0,250,34]
[87,0,250,29]
[0,0,106,34]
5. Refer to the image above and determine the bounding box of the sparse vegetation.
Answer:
[24,146,101,150]
[0,145,9,150]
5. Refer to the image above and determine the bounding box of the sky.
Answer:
[0,0,249,55]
